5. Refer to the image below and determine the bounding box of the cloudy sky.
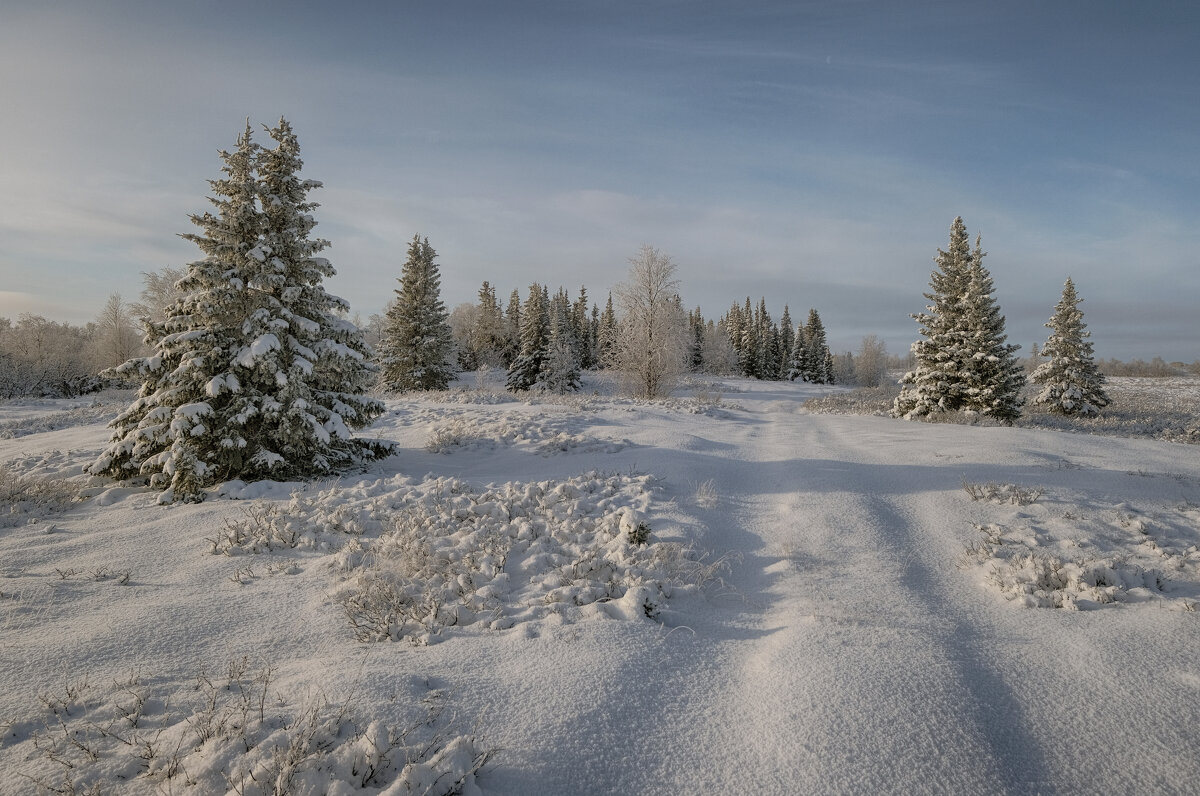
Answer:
[2,0,1196,360]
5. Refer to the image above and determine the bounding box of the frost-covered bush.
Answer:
[205,472,723,644]
[961,509,1199,610]
[961,479,1043,505]
[332,473,721,643]
[0,395,129,440]
[804,384,899,416]
[0,464,82,527]
[20,659,489,795]
[423,412,627,456]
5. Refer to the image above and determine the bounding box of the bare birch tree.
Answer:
[611,245,688,398]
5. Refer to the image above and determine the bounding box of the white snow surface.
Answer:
[2,376,1199,794]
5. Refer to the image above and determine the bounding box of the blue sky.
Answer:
[1,0,1197,360]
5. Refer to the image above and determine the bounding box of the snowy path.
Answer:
[467,385,1200,794]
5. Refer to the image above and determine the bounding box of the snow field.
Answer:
[2,376,1200,793]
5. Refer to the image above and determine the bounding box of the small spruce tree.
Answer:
[539,291,582,393]
[506,283,550,391]
[779,305,795,379]
[597,293,618,368]
[1031,277,1109,415]
[378,235,455,391]
[788,323,809,381]
[802,309,832,384]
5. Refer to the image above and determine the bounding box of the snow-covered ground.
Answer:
[2,375,1199,794]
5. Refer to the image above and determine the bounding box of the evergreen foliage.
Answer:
[788,322,808,381]
[539,290,582,393]
[957,236,1024,420]
[90,119,386,502]
[1031,277,1110,416]
[502,289,522,368]
[506,284,550,391]
[378,235,455,391]
[779,305,795,380]
[788,309,833,383]
[597,293,617,367]
[894,217,1023,421]
[571,286,596,370]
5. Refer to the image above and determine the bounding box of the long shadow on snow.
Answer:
[855,489,1059,795]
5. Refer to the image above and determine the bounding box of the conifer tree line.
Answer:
[385,244,839,395]
[718,299,835,383]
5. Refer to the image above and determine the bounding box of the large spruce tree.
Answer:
[894,217,1023,420]
[378,235,455,391]
[958,235,1025,420]
[1031,277,1109,415]
[90,120,386,502]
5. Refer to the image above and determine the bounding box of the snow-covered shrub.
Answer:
[961,479,1043,505]
[0,464,83,527]
[627,520,651,546]
[692,479,719,509]
[961,518,1197,610]
[0,395,129,440]
[207,487,374,555]
[20,659,489,795]
[803,384,898,416]
[423,413,626,456]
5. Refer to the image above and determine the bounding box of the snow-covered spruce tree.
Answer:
[801,309,833,383]
[378,235,455,391]
[687,307,706,372]
[571,286,596,370]
[539,291,582,393]
[90,120,386,502]
[1031,277,1109,416]
[893,217,974,417]
[469,280,505,368]
[506,283,549,391]
[788,322,808,381]
[957,235,1024,420]
[894,220,1023,420]
[502,288,522,368]
[597,292,617,368]
[779,305,795,380]
[611,245,689,398]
